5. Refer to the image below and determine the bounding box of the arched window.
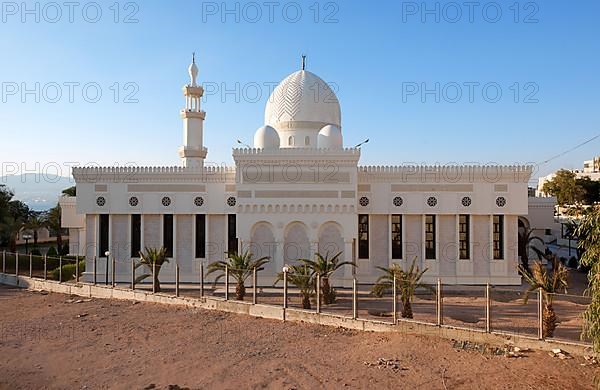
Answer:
[288,136,294,146]
[305,136,310,146]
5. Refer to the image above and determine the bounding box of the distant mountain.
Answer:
[1,174,74,211]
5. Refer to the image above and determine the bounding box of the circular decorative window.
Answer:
[194,196,204,207]
[393,196,403,207]
[96,196,106,207]
[359,197,370,207]
[496,196,507,207]
[227,196,236,207]
[129,196,139,207]
[161,196,172,207]
[461,196,472,207]
[427,196,438,207]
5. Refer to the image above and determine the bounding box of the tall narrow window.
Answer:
[288,136,294,146]
[459,215,470,260]
[195,214,206,258]
[99,214,109,257]
[425,215,436,260]
[130,214,141,258]
[305,136,310,146]
[391,215,402,259]
[358,214,369,259]
[227,214,237,255]
[493,215,504,259]
[163,214,173,258]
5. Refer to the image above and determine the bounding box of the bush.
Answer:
[51,260,85,281]
[46,246,58,257]
[60,243,69,256]
[31,249,42,256]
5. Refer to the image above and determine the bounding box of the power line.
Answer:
[538,134,600,166]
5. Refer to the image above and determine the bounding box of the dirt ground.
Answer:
[0,285,596,390]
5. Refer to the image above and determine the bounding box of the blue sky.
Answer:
[1,0,599,187]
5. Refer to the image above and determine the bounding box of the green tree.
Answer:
[137,247,169,292]
[23,213,45,247]
[44,204,63,250]
[372,257,432,319]
[542,169,584,207]
[518,227,546,275]
[300,251,355,304]
[62,186,76,196]
[519,258,569,338]
[206,250,270,300]
[576,177,600,205]
[274,264,315,309]
[576,207,600,351]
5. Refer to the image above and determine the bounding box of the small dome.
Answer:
[265,70,341,130]
[253,125,280,149]
[317,125,343,149]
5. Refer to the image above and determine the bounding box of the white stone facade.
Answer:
[64,58,533,285]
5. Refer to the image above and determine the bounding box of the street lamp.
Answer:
[105,251,111,285]
[22,233,33,255]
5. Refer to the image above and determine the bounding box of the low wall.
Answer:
[0,273,592,357]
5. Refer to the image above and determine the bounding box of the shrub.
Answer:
[46,246,58,257]
[30,249,42,256]
[59,243,69,256]
[51,260,85,281]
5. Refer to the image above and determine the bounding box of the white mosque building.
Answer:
[61,56,533,285]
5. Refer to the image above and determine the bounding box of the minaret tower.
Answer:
[179,53,207,168]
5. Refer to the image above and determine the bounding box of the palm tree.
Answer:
[44,205,63,251]
[138,247,169,292]
[274,264,315,309]
[372,257,432,319]
[518,227,546,274]
[300,251,355,304]
[23,213,45,247]
[576,206,600,352]
[206,250,270,300]
[519,257,569,338]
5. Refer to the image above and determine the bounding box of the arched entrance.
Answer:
[283,222,311,265]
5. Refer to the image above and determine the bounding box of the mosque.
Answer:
[62,55,533,285]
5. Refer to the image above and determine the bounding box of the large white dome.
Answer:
[265,70,341,132]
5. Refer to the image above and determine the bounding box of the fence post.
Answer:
[152,262,156,293]
[44,254,47,280]
[436,278,443,326]
[29,253,32,278]
[200,262,204,297]
[283,268,288,309]
[111,256,116,288]
[393,275,398,324]
[175,263,180,297]
[352,277,358,320]
[75,255,79,283]
[538,288,544,340]
[93,256,97,285]
[59,256,62,282]
[15,252,19,277]
[252,267,257,304]
[485,283,491,333]
[131,258,135,290]
[316,273,321,314]
[105,254,109,285]
[225,265,229,301]
[2,250,5,273]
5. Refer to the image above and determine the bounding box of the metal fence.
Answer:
[0,250,591,345]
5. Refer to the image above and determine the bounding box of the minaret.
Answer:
[178,53,207,168]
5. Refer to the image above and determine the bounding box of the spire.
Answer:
[301,54,306,71]
[188,52,199,87]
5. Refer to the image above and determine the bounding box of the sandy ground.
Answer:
[0,286,596,390]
